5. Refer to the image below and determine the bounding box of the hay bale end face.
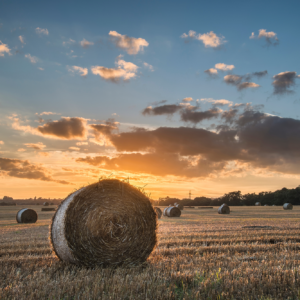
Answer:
[218,204,230,214]
[165,206,181,217]
[283,203,293,210]
[154,207,162,219]
[16,208,38,223]
[163,207,168,216]
[255,202,261,206]
[50,179,157,268]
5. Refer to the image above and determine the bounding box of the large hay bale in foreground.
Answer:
[218,204,230,214]
[41,207,56,212]
[165,206,181,217]
[51,179,157,267]
[43,202,49,206]
[154,207,162,219]
[255,202,261,206]
[283,203,293,210]
[175,203,184,210]
[16,208,38,223]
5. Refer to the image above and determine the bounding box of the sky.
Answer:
[1,0,300,199]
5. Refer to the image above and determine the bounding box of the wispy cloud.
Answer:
[215,63,235,71]
[143,62,154,71]
[224,74,260,91]
[250,29,279,46]
[68,65,88,77]
[80,38,94,48]
[25,53,38,64]
[204,68,218,76]
[200,98,233,106]
[35,27,49,36]
[18,35,25,44]
[109,31,149,55]
[181,30,226,48]
[24,142,46,150]
[182,97,193,102]
[272,71,300,94]
[0,41,11,56]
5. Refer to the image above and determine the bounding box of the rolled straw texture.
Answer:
[16,208,38,223]
[50,179,157,268]
[283,203,293,210]
[218,204,230,214]
[154,207,162,219]
[165,206,181,217]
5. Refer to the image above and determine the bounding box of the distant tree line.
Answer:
[155,186,300,206]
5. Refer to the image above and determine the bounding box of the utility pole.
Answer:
[189,190,192,199]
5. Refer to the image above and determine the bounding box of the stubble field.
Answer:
[1,205,300,299]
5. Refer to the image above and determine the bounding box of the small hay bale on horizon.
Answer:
[255,202,261,206]
[175,203,184,210]
[154,207,162,219]
[51,179,157,268]
[43,201,49,206]
[16,208,38,223]
[164,206,181,217]
[283,203,293,210]
[218,204,230,214]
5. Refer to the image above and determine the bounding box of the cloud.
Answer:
[180,107,221,124]
[143,62,154,71]
[0,157,70,184]
[25,54,38,64]
[38,67,44,71]
[0,141,4,145]
[272,71,300,95]
[68,65,88,77]
[17,148,26,152]
[89,119,119,146]
[69,147,80,151]
[181,30,226,48]
[182,97,193,102]
[252,70,268,78]
[35,27,49,36]
[109,31,149,55]
[37,112,57,116]
[24,142,46,150]
[19,35,25,44]
[142,104,182,116]
[200,98,233,106]
[91,57,138,83]
[0,41,11,56]
[215,63,235,71]
[250,29,279,46]
[63,38,75,46]
[76,142,88,146]
[80,38,94,48]
[224,74,260,91]
[204,68,218,76]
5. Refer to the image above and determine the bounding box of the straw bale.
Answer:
[50,179,157,267]
[163,207,168,216]
[218,203,230,214]
[16,208,38,223]
[175,203,184,210]
[154,207,162,219]
[283,203,293,210]
[43,202,50,206]
[165,206,181,217]
[255,202,261,206]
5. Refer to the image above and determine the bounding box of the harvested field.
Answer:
[1,205,300,299]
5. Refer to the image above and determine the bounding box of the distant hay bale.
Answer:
[50,179,157,268]
[264,204,269,206]
[218,204,230,214]
[164,206,181,217]
[283,203,293,210]
[154,207,162,219]
[41,207,56,212]
[255,202,261,206]
[43,202,50,206]
[16,208,38,223]
[175,203,184,210]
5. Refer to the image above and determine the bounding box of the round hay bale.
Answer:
[154,207,162,219]
[50,179,157,267]
[163,207,168,216]
[175,203,184,210]
[165,206,181,217]
[218,204,230,214]
[283,203,293,210]
[16,208,38,223]
[255,202,261,206]
[43,201,50,206]
[41,207,56,212]
[264,204,269,206]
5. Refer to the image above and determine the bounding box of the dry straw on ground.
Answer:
[218,204,230,214]
[50,179,157,268]
[164,206,181,217]
[16,208,38,223]
[154,207,162,219]
[283,203,293,210]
